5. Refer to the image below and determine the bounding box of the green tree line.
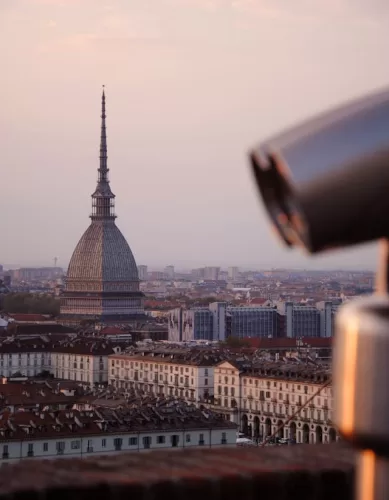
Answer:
[2,293,60,316]
[221,336,251,348]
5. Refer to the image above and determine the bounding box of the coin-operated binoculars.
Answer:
[248,87,389,500]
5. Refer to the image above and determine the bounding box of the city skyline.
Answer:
[2,0,389,271]
[1,261,376,274]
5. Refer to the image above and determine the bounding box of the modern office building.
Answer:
[316,301,340,337]
[227,306,278,339]
[277,302,320,338]
[169,303,278,341]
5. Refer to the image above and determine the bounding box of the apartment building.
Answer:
[0,342,51,378]
[0,339,119,384]
[51,345,112,384]
[212,361,337,445]
[108,349,223,402]
[0,401,237,464]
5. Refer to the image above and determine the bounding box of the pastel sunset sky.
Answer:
[2,0,389,270]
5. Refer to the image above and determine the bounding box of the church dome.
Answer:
[67,220,139,282]
[60,88,144,324]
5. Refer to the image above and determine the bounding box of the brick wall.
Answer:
[0,444,355,500]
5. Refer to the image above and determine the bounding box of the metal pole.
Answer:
[333,239,389,500]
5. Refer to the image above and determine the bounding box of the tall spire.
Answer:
[99,85,108,181]
[91,86,116,220]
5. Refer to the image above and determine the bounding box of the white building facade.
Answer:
[108,353,215,403]
[51,351,110,384]
[0,342,117,384]
[211,361,338,445]
[0,426,236,465]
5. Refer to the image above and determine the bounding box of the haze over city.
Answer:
[2,0,389,270]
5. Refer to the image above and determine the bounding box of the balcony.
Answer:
[0,444,354,499]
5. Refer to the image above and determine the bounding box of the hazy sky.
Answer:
[2,0,389,271]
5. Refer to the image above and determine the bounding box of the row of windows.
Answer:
[2,432,229,456]
[220,376,330,396]
[0,353,45,358]
[0,361,42,367]
[113,371,206,386]
[111,360,202,375]
[113,374,207,387]
[111,380,207,399]
[217,396,332,418]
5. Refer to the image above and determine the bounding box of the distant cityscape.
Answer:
[0,89,365,465]
[0,263,374,341]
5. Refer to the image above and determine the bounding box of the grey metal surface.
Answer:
[252,88,389,185]
[249,87,389,253]
[333,296,389,443]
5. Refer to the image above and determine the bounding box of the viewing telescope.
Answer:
[248,87,389,500]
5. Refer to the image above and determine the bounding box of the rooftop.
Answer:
[110,347,226,366]
[0,443,354,500]
[0,337,120,355]
[0,398,235,441]
[243,362,331,382]
[7,314,51,323]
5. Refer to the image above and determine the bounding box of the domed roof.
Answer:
[67,220,139,282]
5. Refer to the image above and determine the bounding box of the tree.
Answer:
[221,336,251,348]
[2,293,60,316]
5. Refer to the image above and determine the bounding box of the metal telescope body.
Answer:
[249,87,389,500]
